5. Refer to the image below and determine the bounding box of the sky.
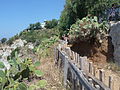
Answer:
[0,0,65,39]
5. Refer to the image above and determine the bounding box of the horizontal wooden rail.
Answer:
[55,43,111,90]
[69,60,96,90]
[58,49,96,90]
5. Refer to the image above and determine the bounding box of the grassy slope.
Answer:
[10,28,65,89]
[7,28,60,45]
[38,43,65,90]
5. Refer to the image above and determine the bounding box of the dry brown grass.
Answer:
[38,45,65,90]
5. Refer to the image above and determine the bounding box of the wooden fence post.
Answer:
[109,76,114,90]
[71,51,74,60]
[75,52,78,63]
[77,54,80,69]
[80,56,89,73]
[65,47,71,57]
[99,69,105,82]
[73,51,76,61]
[56,49,60,67]
[76,78,80,90]
[63,56,69,87]
[58,44,61,51]
[54,47,59,65]
[71,69,75,90]
[89,62,93,75]
[54,47,57,64]
[93,65,97,77]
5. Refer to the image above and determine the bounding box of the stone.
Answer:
[26,43,34,49]
[11,39,27,49]
[0,59,10,70]
[109,21,120,66]
[0,39,27,70]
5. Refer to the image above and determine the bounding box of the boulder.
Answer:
[26,43,34,49]
[109,21,120,66]
[11,39,27,49]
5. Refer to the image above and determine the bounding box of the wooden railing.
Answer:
[55,43,112,90]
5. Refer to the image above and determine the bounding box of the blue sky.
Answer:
[0,0,65,39]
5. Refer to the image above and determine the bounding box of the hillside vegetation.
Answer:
[0,26,62,90]
[1,0,120,89]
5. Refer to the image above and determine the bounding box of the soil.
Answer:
[70,38,120,75]
[70,39,120,89]
[70,38,114,68]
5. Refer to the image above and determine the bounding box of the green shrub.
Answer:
[45,19,58,29]
[69,16,109,44]
[1,38,7,43]
[1,49,45,90]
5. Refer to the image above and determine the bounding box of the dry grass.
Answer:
[38,45,65,90]
[105,62,120,75]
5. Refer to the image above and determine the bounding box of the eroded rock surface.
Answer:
[0,39,27,70]
[109,21,120,66]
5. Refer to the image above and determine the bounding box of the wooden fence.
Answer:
[54,42,119,90]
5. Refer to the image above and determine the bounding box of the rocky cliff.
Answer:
[0,39,34,70]
[109,21,120,66]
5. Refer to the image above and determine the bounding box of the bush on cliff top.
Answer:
[69,16,109,44]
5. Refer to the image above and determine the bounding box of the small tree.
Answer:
[34,22,42,30]
[1,38,7,43]
[59,0,120,31]
[45,19,58,29]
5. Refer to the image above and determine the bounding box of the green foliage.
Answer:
[34,61,41,67]
[17,83,27,90]
[0,70,6,77]
[59,0,119,31]
[45,19,58,29]
[0,62,5,68]
[9,48,20,59]
[27,22,42,30]
[28,80,47,90]
[59,0,76,30]
[7,23,60,46]
[0,49,45,90]
[1,38,7,43]
[35,35,59,57]
[28,84,37,90]
[69,16,109,44]
[19,28,60,45]
[4,82,27,90]
[37,80,47,88]
[7,34,19,45]
[2,20,59,90]
[34,70,44,77]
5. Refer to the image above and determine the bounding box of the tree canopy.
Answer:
[27,22,42,30]
[1,38,7,43]
[59,0,120,30]
[45,19,58,29]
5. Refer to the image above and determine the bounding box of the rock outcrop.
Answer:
[0,39,27,70]
[109,21,120,66]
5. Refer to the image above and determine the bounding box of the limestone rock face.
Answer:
[26,43,34,49]
[0,39,27,70]
[109,21,120,66]
[11,39,27,49]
